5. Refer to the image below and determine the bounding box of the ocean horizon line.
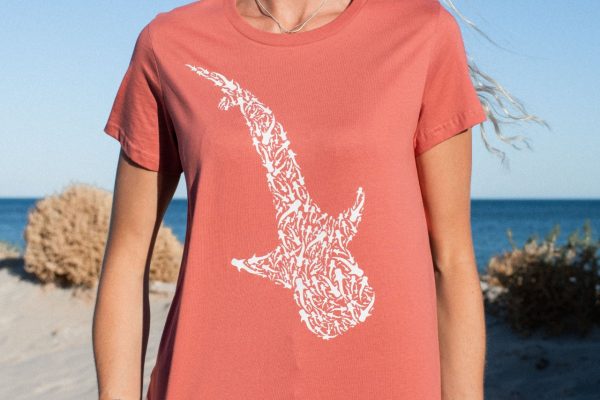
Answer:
[0,196,599,201]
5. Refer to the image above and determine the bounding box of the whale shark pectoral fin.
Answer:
[231,253,272,276]
[230,245,292,289]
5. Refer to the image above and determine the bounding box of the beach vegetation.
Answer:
[482,220,600,337]
[23,183,183,288]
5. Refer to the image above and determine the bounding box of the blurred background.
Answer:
[1,1,599,399]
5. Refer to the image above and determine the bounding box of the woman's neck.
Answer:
[235,0,352,33]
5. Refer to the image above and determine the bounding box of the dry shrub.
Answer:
[23,183,183,288]
[148,226,182,283]
[482,220,600,337]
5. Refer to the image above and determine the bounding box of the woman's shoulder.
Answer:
[368,0,441,16]
[137,0,223,56]
[148,0,222,34]
[365,0,446,41]
[366,0,444,34]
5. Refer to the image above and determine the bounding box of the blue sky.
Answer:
[1,0,598,199]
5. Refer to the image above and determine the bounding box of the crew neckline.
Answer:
[223,0,369,46]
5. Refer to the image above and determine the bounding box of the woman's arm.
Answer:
[92,150,181,400]
[415,128,487,400]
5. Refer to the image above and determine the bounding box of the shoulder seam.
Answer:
[422,1,444,98]
[145,18,166,101]
[412,1,443,146]
[145,17,182,172]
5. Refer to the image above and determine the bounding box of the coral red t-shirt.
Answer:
[103,0,487,398]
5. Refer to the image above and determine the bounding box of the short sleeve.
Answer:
[103,22,183,174]
[413,5,487,156]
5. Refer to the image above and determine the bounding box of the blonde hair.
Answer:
[441,0,550,168]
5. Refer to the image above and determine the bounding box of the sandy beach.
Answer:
[1,259,599,400]
[0,260,172,400]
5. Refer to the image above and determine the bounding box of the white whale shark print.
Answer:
[185,64,375,340]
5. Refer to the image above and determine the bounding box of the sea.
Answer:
[1,198,598,274]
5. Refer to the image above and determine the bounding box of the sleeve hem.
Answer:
[104,121,161,172]
[414,108,487,156]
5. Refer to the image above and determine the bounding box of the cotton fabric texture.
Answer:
[103,0,487,398]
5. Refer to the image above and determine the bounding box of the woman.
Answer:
[93,0,488,398]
